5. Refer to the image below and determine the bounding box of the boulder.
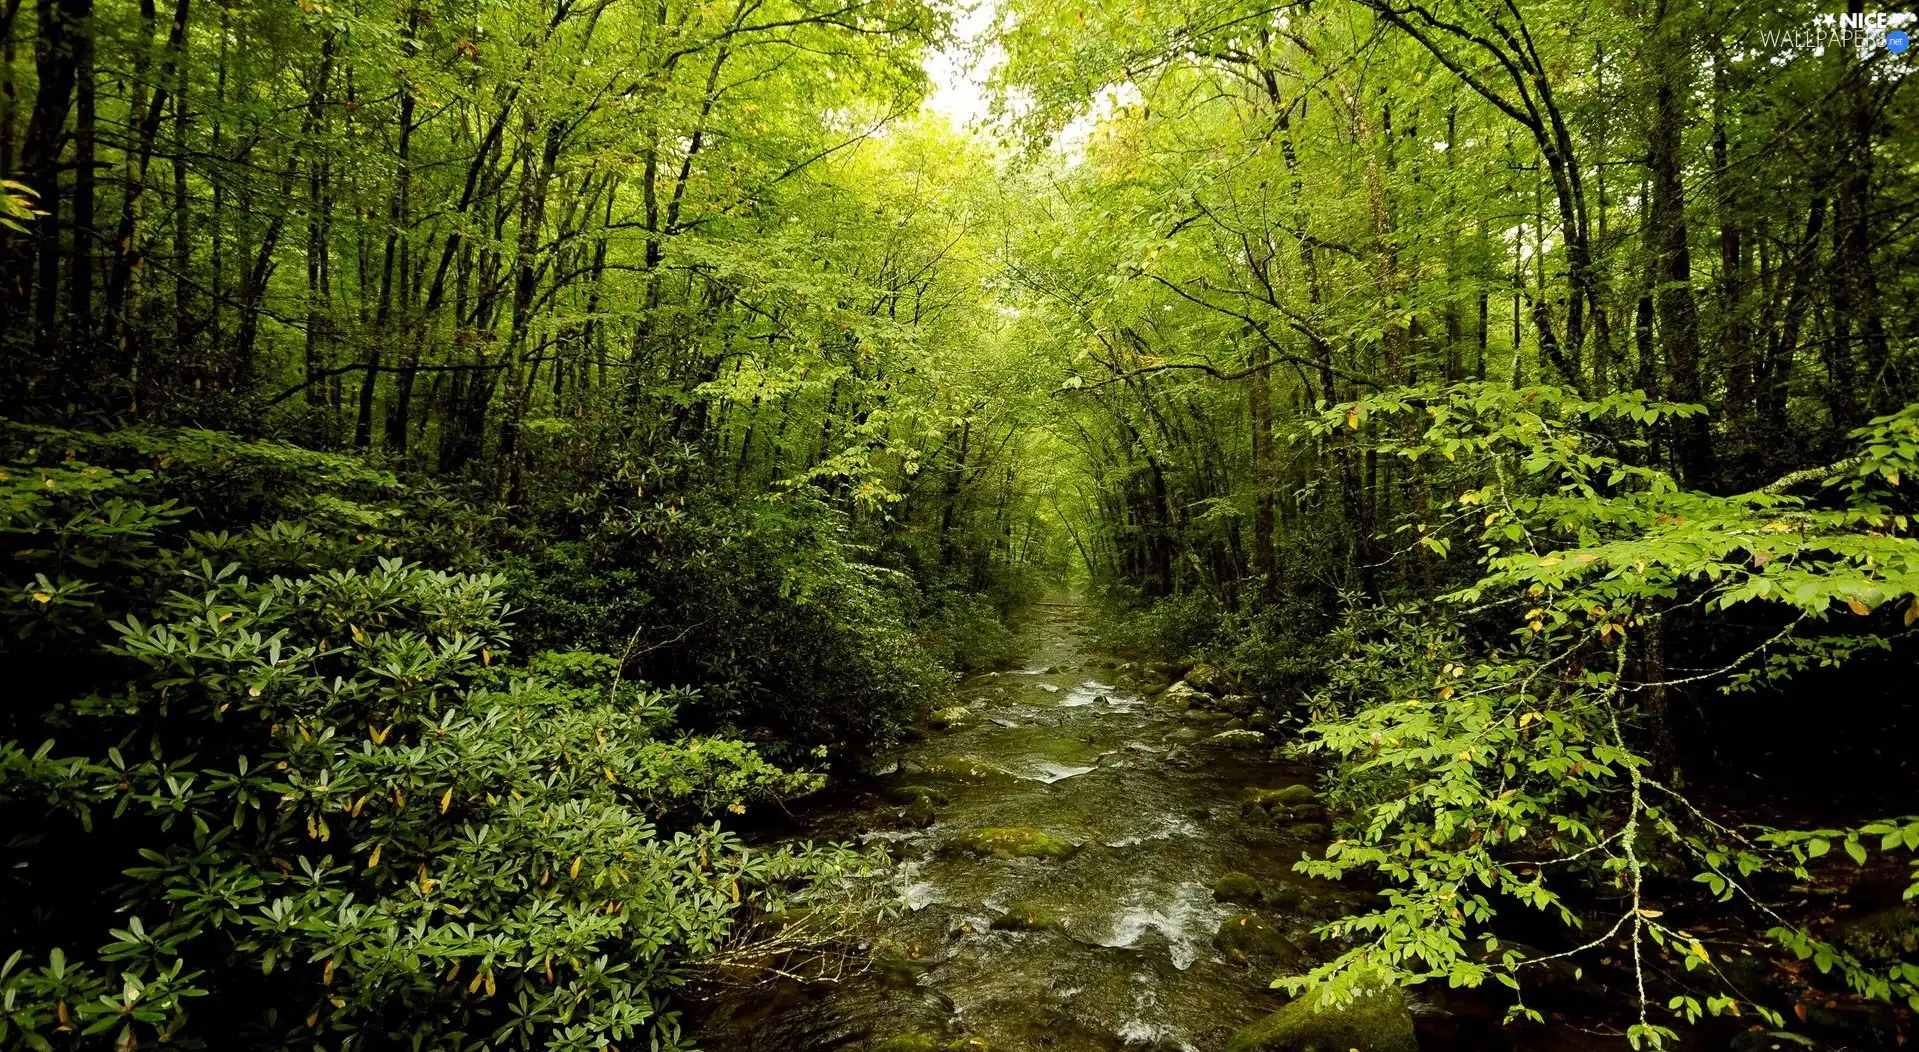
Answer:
[903,797,937,828]
[928,706,974,730]
[1241,785,1322,825]
[1836,905,1919,964]
[1213,913,1303,967]
[1280,821,1331,842]
[1223,980,1416,1052]
[1208,729,1269,748]
[884,784,950,806]
[1163,681,1206,708]
[1261,883,1307,911]
[907,756,1020,784]
[1213,871,1262,904]
[1216,694,1256,715]
[955,827,1077,861]
[873,1039,999,1052]
[1135,668,1172,692]
[1183,663,1231,695]
[990,901,1060,931]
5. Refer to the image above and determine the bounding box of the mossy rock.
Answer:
[1216,693,1256,715]
[1837,905,1919,964]
[1164,682,1207,708]
[1213,871,1262,904]
[907,755,1019,784]
[1261,883,1307,911]
[1184,663,1230,695]
[1134,669,1172,692]
[990,901,1060,931]
[871,1037,1002,1052]
[1213,913,1302,967]
[928,705,975,730]
[1281,821,1331,842]
[1246,784,1317,807]
[867,944,933,989]
[1242,785,1322,825]
[1223,981,1416,1052]
[902,797,937,828]
[956,827,1077,860]
[883,784,950,806]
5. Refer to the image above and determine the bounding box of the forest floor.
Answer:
[689,603,1770,1052]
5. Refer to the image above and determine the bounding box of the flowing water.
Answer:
[693,601,1702,1052]
[696,601,1387,1051]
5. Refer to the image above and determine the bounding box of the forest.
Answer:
[0,0,1916,1047]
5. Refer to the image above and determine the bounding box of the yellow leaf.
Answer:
[1846,597,1872,616]
[1346,409,1361,430]
[367,843,381,868]
[570,855,583,879]
[440,788,453,814]
[1538,556,1562,567]
[31,591,51,604]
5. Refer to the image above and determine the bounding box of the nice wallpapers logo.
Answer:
[1760,11,1914,53]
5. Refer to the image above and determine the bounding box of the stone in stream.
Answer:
[954,826,1077,861]
[1241,784,1321,825]
[1207,728,1267,747]
[1215,693,1256,715]
[902,797,937,828]
[872,1038,1003,1052]
[884,784,950,806]
[1212,871,1262,904]
[1279,821,1331,842]
[1223,979,1416,1052]
[1182,662,1231,695]
[1212,913,1303,968]
[1162,681,1205,708]
[928,705,974,730]
[1836,904,1919,964]
[988,900,1059,931]
[906,756,1020,784]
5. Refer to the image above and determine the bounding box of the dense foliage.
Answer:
[5,0,1919,1043]
[985,0,1919,1044]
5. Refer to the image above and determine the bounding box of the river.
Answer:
[694,602,1624,1051]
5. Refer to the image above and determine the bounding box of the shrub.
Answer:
[0,434,865,1051]
[1280,388,1919,1047]
[516,493,947,761]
